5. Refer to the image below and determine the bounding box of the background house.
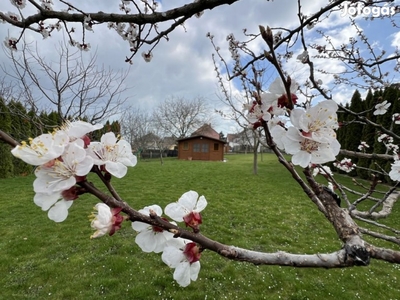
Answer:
[136,133,177,159]
[226,129,258,153]
[177,124,225,161]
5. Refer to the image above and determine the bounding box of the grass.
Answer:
[1,154,400,299]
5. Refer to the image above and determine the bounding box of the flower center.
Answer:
[152,217,169,233]
[183,242,201,264]
[277,93,298,108]
[300,139,319,153]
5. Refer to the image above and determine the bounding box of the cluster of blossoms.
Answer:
[376,133,398,154]
[244,77,298,130]
[333,158,356,173]
[243,78,340,168]
[11,121,137,222]
[11,120,206,287]
[358,141,370,152]
[377,133,394,144]
[132,191,206,287]
[312,165,333,178]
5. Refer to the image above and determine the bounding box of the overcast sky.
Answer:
[1,0,400,134]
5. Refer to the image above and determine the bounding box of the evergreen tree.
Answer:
[28,108,41,136]
[343,90,365,165]
[368,88,397,181]
[8,100,34,176]
[389,87,400,139]
[0,98,14,178]
[379,87,398,129]
[336,102,349,149]
[357,89,376,179]
[46,111,62,129]
[110,121,121,135]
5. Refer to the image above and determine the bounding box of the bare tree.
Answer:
[120,108,153,157]
[149,125,176,165]
[153,96,211,138]
[2,39,131,124]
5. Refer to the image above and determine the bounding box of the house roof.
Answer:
[177,134,226,143]
[177,124,226,143]
[190,123,220,139]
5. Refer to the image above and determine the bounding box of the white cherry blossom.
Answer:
[262,77,299,109]
[164,191,207,231]
[33,140,93,193]
[246,102,271,124]
[290,100,338,143]
[282,127,340,168]
[142,51,153,62]
[61,120,103,142]
[34,192,74,222]
[90,203,125,239]
[312,165,333,177]
[386,143,399,154]
[86,132,137,178]
[374,100,391,115]
[297,50,309,63]
[132,205,175,253]
[269,117,287,150]
[10,0,26,9]
[162,238,201,287]
[11,130,68,166]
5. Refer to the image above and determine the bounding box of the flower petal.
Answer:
[179,191,198,211]
[195,195,207,212]
[174,262,191,287]
[135,230,157,253]
[292,151,312,168]
[48,199,73,222]
[162,245,185,268]
[131,221,150,232]
[105,161,127,178]
[190,261,201,281]
[164,203,186,222]
[34,192,60,211]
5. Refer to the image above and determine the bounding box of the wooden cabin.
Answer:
[177,124,225,161]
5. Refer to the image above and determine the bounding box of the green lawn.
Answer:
[1,154,399,299]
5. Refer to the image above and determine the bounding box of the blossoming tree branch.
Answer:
[1,0,400,288]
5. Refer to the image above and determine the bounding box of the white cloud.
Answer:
[391,31,400,48]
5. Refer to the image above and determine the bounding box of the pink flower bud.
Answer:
[109,207,124,236]
[183,242,202,264]
[183,211,202,232]
[277,93,298,109]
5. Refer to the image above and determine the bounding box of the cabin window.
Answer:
[201,143,209,153]
[183,142,189,150]
[214,143,219,151]
[193,143,200,152]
